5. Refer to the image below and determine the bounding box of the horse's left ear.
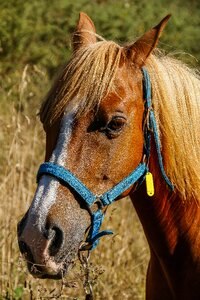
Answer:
[73,12,97,52]
[125,15,171,67]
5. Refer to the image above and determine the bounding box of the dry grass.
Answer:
[0,66,149,299]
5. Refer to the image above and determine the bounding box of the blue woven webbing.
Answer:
[37,162,147,208]
[37,163,96,206]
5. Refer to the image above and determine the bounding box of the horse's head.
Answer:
[17,13,169,279]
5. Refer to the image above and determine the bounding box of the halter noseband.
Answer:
[36,68,174,251]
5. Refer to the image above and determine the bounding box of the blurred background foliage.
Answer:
[0,0,199,118]
[0,0,199,79]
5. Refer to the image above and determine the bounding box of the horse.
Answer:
[17,12,200,299]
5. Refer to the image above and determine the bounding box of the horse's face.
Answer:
[18,64,144,279]
[17,13,169,279]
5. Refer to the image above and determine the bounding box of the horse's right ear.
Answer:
[73,12,97,52]
[125,15,171,67]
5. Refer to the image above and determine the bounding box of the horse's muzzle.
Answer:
[17,214,74,279]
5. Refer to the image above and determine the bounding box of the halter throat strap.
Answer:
[36,67,173,251]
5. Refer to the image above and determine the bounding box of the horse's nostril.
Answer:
[48,226,64,257]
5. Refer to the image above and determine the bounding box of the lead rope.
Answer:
[78,250,94,300]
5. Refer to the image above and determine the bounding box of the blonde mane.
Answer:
[146,54,200,201]
[40,40,200,201]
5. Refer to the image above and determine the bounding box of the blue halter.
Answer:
[37,68,174,251]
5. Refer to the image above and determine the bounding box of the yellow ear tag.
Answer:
[146,172,154,197]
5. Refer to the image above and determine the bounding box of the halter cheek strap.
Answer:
[36,67,174,251]
[142,68,174,189]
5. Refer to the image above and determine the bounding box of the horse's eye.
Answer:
[107,116,126,133]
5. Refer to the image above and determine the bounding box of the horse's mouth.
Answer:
[19,239,76,279]
[26,259,71,279]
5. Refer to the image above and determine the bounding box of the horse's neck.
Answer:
[131,177,200,260]
[130,142,200,297]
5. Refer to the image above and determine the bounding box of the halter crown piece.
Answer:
[37,68,174,251]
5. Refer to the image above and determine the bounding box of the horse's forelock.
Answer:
[40,40,123,129]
